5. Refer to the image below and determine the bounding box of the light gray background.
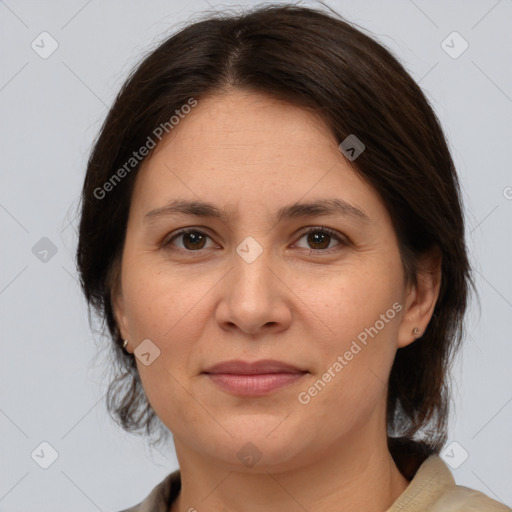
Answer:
[1,0,511,510]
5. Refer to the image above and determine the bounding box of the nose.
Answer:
[214,241,292,336]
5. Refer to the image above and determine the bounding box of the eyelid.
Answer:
[161,225,350,253]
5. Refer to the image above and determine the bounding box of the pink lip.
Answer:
[202,359,308,396]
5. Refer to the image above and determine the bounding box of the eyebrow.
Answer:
[144,198,370,225]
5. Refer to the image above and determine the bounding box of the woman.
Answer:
[76,4,510,511]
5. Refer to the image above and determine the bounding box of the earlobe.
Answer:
[397,248,442,349]
[112,295,133,354]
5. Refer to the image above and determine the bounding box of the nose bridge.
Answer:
[215,233,289,334]
[231,234,274,300]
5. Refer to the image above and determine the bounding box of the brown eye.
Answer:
[294,227,347,252]
[305,231,332,250]
[165,229,213,251]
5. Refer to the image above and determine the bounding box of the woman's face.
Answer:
[114,89,420,471]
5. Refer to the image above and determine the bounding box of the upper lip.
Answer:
[203,359,306,375]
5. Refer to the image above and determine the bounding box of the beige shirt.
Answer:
[120,455,511,511]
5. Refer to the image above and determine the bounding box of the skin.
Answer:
[113,88,441,512]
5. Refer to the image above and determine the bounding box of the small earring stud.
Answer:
[413,328,419,336]
[123,339,129,350]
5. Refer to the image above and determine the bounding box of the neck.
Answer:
[171,425,410,512]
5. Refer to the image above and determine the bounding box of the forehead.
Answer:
[146,89,337,162]
[130,89,387,224]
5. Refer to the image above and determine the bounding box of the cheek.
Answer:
[296,310,400,442]
[121,263,216,406]
[300,258,403,346]
[297,260,403,404]
[121,260,215,342]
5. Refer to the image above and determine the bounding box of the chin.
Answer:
[198,421,316,473]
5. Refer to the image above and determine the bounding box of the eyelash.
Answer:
[161,226,348,255]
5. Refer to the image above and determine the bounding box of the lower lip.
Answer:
[204,372,307,396]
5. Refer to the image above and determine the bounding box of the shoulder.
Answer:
[388,454,511,512]
[429,485,512,512]
[117,470,181,512]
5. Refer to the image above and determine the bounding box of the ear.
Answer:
[110,262,132,352]
[397,247,442,349]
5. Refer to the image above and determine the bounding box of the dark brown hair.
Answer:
[76,3,472,453]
